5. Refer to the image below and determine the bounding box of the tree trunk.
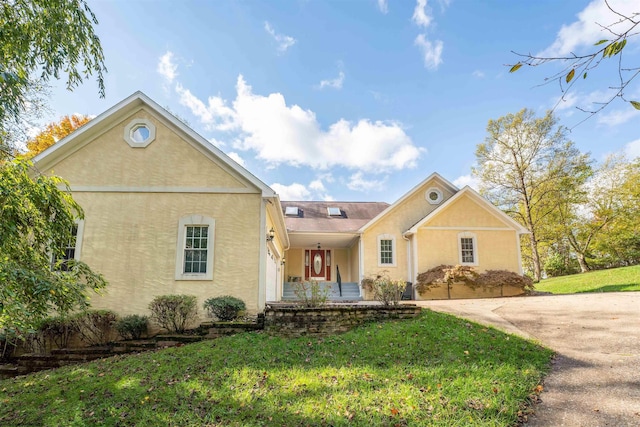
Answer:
[577,253,591,273]
[529,232,542,282]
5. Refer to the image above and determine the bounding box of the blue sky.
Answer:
[46,0,639,202]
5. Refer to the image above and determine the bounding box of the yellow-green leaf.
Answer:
[566,69,575,83]
[594,39,608,46]
[583,72,587,79]
[631,101,640,110]
[509,63,522,73]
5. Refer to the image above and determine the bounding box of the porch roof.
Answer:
[281,201,389,233]
[281,201,389,248]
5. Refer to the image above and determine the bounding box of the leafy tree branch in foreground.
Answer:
[0,160,106,337]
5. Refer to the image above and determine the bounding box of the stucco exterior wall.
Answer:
[417,228,520,274]
[73,191,263,317]
[361,179,455,282]
[39,105,268,318]
[284,249,304,282]
[424,196,508,229]
[49,108,248,190]
[331,248,349,282]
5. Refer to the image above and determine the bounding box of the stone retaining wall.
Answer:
[264,304,422,337]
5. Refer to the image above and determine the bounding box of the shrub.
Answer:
[415,265,533,296]
[361,273,406,306]
[204,296,246,321]
[148,295,198,333]
[292,280,330,307]
[475,270,534,292]
[115,314,149,340]
[40,315,77,349]
[73,310,118,346]
[0,332,16,361]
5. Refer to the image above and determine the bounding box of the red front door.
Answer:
[310,250,325,279]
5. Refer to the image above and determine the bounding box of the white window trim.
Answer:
[124,118,156,148]
[425,187,443,205]
[377,234,397,267]
[458,231,478,266]
[50,219,85,271]
[175,214,215,280]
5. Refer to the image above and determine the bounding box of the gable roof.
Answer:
[33,91,275,197]
[281,201,389,233]
[358,172,458,232]
[406,186,529,234]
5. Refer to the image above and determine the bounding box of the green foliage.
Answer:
[203,296,246,321]
[536,265,640,294]
[473,109,592,281]
[0,331,16,361]
[0,311,553,426]
[148,295,198,333]
[543,252,578,278]
[0,0,106,144]
[0,160,107,337]
[72,310,118,346]
[291,280,330,307]
[361,273,406,306]
[114,315,148,340]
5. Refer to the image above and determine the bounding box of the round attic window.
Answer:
[426,187,443,205]
[124,118,156,148]
[130,124,150,143]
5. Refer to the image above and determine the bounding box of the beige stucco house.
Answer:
[35,92,528,317]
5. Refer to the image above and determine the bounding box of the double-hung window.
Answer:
[377,234,396,267]
[176,215,215,280]
[184,226,208,274]
[51,222,83,271]
[458,232,478,265]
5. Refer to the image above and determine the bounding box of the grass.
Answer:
[0,311,552,427]
[535,265,640,294]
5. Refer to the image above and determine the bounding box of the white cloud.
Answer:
[227,152,245,167]
[597,108,638,126]
[377,0,388,13]
[539,0,639,57]
[453,174,480,191]
[175,83,238,132]
[309,179,326,192]
[624,138,640,159]
[472,70,485,79]
[347,172,387,192]
[178,75,422,172]
[412,0,433,28]
[264,21,296,53]
[317,71,345,90]
[271,182,311,201]
[414,34,443,70]
[157,51,178,84]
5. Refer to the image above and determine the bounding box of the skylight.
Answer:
[285,206,299,216]
[327,207,342,216]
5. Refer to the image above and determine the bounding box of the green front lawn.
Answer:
[536,265,640,294]
[1,311,552,426]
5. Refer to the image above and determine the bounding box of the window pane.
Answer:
[380,239,393,264]
[183,225,209,274]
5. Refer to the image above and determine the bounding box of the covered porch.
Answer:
[282,231,363,301]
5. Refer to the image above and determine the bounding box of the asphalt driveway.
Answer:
[415,293,640,426]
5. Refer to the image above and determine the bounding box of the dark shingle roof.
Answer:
[281,201,389,233]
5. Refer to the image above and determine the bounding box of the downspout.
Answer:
[402,231,413,299]
[358,233,364,297]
